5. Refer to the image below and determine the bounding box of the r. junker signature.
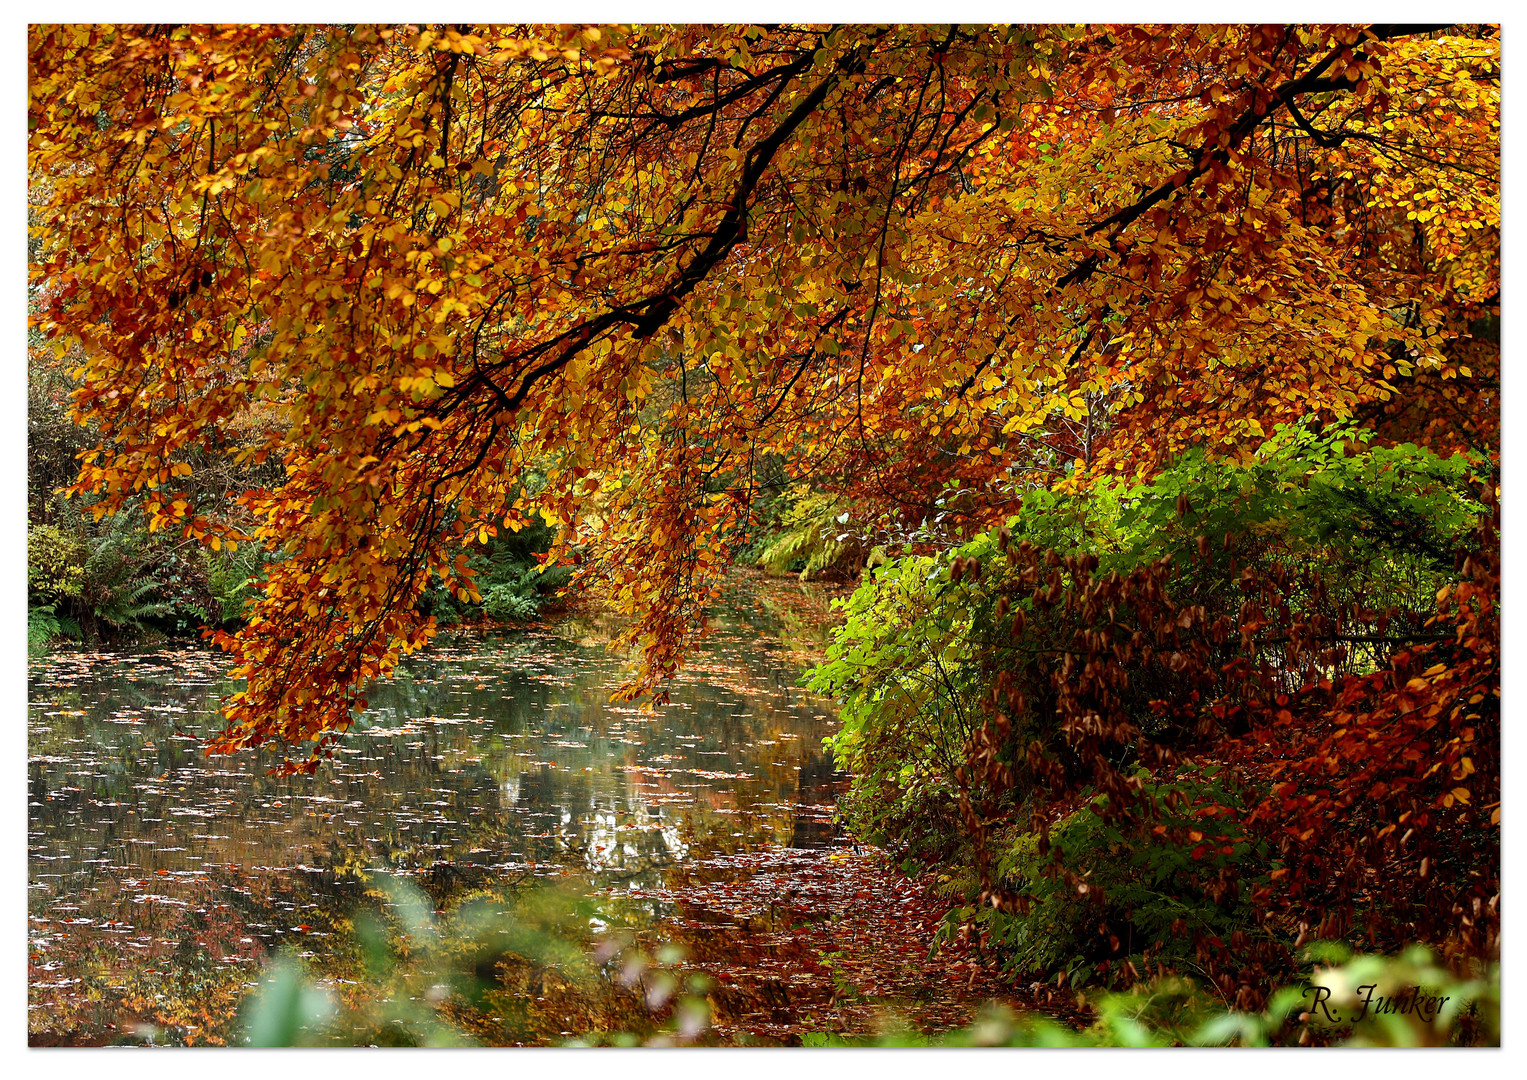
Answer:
[1302,984,1451,1025]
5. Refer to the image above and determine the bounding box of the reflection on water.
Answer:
[28,590,847,1044]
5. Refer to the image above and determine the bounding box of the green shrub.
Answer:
[818,427,1485,849]
[812,425,1489,978]
[808,545,989,860]
[27,522,87,604]
[938,766,1269,987]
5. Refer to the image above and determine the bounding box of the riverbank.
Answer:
[623,844,1082,1043]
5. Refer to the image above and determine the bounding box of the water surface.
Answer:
[28,590,845,1043]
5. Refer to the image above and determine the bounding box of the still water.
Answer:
[28,589,847,1044]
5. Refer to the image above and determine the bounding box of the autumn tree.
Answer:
[28,24,1497,770]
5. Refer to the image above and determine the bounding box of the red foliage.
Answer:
[953,500,1499,1003]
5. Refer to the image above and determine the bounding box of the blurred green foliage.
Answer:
[800,946,1497,1047]
[241,888,1497,1047]
[239,874,712,1047]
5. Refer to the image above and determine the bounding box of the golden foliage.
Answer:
[29,24,1498,768]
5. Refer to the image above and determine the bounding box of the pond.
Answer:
[27,582,874,1045]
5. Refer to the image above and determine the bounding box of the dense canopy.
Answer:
[29,23,1498,770]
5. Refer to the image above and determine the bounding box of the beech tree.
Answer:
[28,24,1498,770]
